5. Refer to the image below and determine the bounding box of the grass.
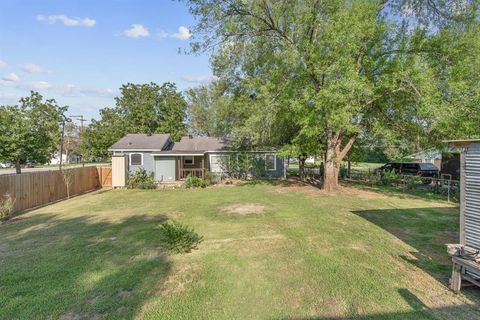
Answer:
[1,182,479,319]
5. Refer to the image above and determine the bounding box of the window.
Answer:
[265,154,276,171]
[210,155,228,172]
[184,156,194,166]
[130,153,142,166]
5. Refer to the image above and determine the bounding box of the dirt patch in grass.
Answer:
[274,181,386,200]
[272,180,308,194]
[222,203,267,215]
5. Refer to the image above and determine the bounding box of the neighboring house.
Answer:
[49,153,67,165]
[108,134,285,182]
[50,152,82,165]
[407,150,442,168]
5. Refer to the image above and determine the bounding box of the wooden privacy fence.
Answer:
[97,166,112,187]
[0,166,112,212]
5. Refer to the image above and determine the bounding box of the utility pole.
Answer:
[70,115,87,167]
[59,116,71,170]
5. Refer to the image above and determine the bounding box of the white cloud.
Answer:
[0,60,7,68]
[171,26,192,40]
[2,73,20,82]
[36,14,96,27]
[21,63,46,73]
[122,24,150,38]
[60,84,116,98]
[182,74,216,83]
[31,81,52,90]
[0,78,115,98]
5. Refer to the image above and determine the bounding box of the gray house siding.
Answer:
[124,152,155,173]
[207,152,284,178]
[117,151,284,181]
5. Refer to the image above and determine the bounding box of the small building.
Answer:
[108,134,285,183]
[446,139,480,291]
[407,150,442,168]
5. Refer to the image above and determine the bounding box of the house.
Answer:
[108,134,285,182]
[49,152,82,165]
[407,150,442,168]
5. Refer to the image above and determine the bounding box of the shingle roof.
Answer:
[172,136,229,152]
[109,134,171,150]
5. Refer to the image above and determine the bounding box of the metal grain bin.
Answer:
[447,140,480,249]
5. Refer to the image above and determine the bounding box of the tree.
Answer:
[0,92,67,174]
[80,107,125,159]
[81,82,187,158]
[185,0,480,190]
[185,81,260,138]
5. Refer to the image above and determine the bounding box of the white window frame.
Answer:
[129,153,143,166]
[183,156,195,166]
[265,154,276,171]
[209,154,228,173]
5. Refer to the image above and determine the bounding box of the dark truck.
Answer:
[374,162,440,184]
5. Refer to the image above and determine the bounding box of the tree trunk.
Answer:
[299,156,306,181]
[323,143,339,191]
[15,161,21,174]
[322,131,357,191]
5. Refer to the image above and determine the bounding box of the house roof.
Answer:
[172,136,229,152]
[109,134,171,150]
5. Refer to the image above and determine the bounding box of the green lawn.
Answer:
[1,182,479,319]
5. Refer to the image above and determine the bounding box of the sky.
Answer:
[0,0,212,121]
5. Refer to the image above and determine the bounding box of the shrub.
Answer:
[380,171,401,186]
[158,221,203,253]
[0,194,15,221]
[203,171,218,185]
[367,171,381,185]
[404,175,423,189]
[185,176,207,188]
[127,169,157,189]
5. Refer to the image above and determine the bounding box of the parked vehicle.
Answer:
[374,162,439,184]
[25,160,36,168]
[0,162,13,168]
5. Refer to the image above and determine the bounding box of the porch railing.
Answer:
[179,168,204,180]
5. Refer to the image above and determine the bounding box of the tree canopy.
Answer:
[81,82,187,158]
[0,91,67,173]
[185,0,480,190]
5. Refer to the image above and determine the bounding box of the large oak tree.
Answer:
[185,0,480,190]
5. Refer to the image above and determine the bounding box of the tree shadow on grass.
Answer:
[0,212,174,319]
[352,207,480,303]
[277,288,480,319]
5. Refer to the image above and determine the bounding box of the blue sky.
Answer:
[0,0,212,120]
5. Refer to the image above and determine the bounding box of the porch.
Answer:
[176,155,206,180]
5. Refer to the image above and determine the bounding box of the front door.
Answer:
[155,157,176,181]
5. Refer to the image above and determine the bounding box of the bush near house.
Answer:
[127,169,157,189]
[185,176,207,188]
